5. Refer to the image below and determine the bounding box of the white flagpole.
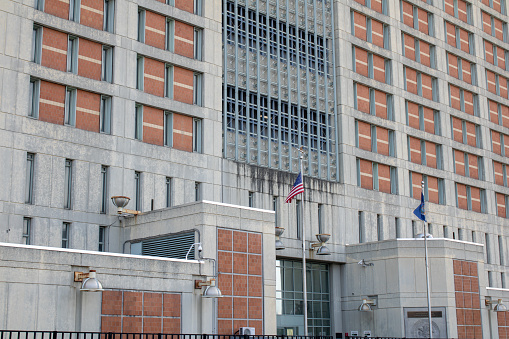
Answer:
[422,180,432,338]
[300,148,308,336]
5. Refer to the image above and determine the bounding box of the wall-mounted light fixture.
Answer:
[74,270,103,292]
[359,297,377,312]
[486,297,507,312]
[310,234,331,255]
[186,242,203,260]
[275,227,285,250]
[195,278,222,298]
[111,196,141,215]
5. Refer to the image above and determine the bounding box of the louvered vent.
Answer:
[140,232,195,259]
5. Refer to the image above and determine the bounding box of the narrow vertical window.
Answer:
[64,88,77,126]
[29,78,40,118]
[26,153,35,204]
[103,0,114,32]
[165,65,174,98]
[488,271,494,287]
[35,0,44,11]
[62,222,70,248]
[486,233,491,263]
[166,177,172,207]
[137,9,146,42]
[193,118,202,153]
[248,192,254,207]
[472,231,476,243]
[377,214,383,241]
[136,56,144,90]
[32,26,42,63]
[273,196,278,227]
[100,96,111,134]
[135,104,143,140]
[412,220,416,238]
[194,0,202,15]
[193,73,202,106]
[134,171,141,211]
[67,36,78,73]
[164,112,173,146]
[443,226,447,238]
[166,19,175,52]
[194,28,203,60]
[69,0,80,22]
[101,166,108,214]
[318,204,323,234]
[98,226,107,251]
[23,217,31,245]
[195,182,201,201]
[296,200,301,240]
[358,211,364,243]
[503,273,506,289]
[102,46,113,83]
[64,159,73,209]
[395,217,401,239]
[499,235,505,265]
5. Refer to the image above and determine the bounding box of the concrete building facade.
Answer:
[1,0,509,337]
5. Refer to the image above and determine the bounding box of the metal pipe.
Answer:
[300,149,308,336]
[422,180,432,339]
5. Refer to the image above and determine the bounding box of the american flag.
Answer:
[285,172,304,203]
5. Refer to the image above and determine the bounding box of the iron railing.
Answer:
[0,332,333,339]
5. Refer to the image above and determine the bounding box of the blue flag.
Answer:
[413,192,426,222]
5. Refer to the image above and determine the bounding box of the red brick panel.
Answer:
[498,47,506,70]
[373,54,386,83]
[371,0,383,12]
[425,141,436,168]
[450,85,461,111]
[423,106,435,134]
[371,19,384,48]
[378,164,391,193]
[145,11,166,50]
[218,251,233,273]
[411,172,422,199]
[175,0,194,13]
[502,105,509,128]
[481,0,490,7]
[407,101,419,129]
[421,73,433,100]
[144,293,162,316]
[492,131,502,155]
[355,0,366,5]
[123,317,142,333]
[446,22,457,48]
[457,183,468,209]
[403,34,416,61]
[102,291,123,315]
[427,176,439,204]
[163,293,181,317]
[123,291,143,316]
[218,297,233,318]
[218,274,233,297]
[401,1,414,27]
[174,21,194,58]
[444,0,454,16]
[80,0,104,30]
[359,159,373,190]
[417,8,428,34]
[452,117,463,143]
[248,233,262,254]
[455,150,466,176]
[463,90,475,115]
[405,67,418,95]
[248,275,262,297]
[488,70,499,94]
[172,113,193,152]
[409,136,421,164]
[163,318,180,333]
[497,193,507,217]
[142,106,164,146]
[41,28,67,72]
[489,100,499,124]
[76,90,100,132]
[494,17,504,41]
[504,134,509,156]
[144,58,165,97]
[233,230,248,252]
[494,161,505,186]
[462,59,472,84]
[465,121,477,147]
[448,53,459,79]
[376,126,389,156]
[218,320,233,335]
[470,187,481,213]
[493,0,502,12]
[248,254,262,276]
[501,76,508,98]
[419,40,431,67]
[483,12,492,35]
[374,90,387,119]
[457,0,468,23]
[353,12,367,41]
[44,0,69,19]
[233,253,247,274]
[357,120,372,151]
[233,297,247,319]
[143,318,162,333]
[248,298,263,319]
[173,67,194,104]
[459,28,470,53]
[356,83,370,114]
[77,38,102,80]
[39,81,66,125]
[468,154,478,179]
[485,40,495,64]
[101,316,122,332]
[218,229,233,251]
[355,48,369,77]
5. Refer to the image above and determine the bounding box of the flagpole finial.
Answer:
[421,180,424,190]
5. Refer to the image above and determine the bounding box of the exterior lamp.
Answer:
[310,233,331,255]
[74,270,103,292]
[111,196,140,215]
[486,297,507,312]
[195,278,222,298]
[359,298,377,312]
[275,227,285,250]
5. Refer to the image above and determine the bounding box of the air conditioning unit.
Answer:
[239,327,255,335]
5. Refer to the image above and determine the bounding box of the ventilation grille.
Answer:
[140,232,195,259]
